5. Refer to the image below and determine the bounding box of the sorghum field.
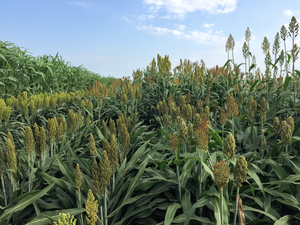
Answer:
[0,16,300,225]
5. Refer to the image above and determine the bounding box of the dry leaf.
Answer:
[238,196,245,225]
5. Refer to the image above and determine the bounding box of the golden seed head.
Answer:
[88,101,93,113]
[6,138,17,174]
[234,156,248,188]
[195,129,209,151]
[260,97,267,123]
[99,150,112,196]
[273,117,280,135]
[121,124,130,158]
[80,100,85,111]
[75,164,82,191]
[30,100,35,114]
[53,213,77,225]
[169,133,179,152]
[179,118,189,142]
[223,133,236,160]
[90,133,97,157]
[109,118,117,137]
[186,91,191,104]
[92,160,101,194]
[163,114,169,128]
[25,126,35,154]
[110,134,119,173]
[39,126,46,155]
[219,106,227,126]
[21,99,28,116]
[213,159,230,189]
[197,99,203,111]
[177,95,186,107]
[3,106,12,122]
[86,189,98,225]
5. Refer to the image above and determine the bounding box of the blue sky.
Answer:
[1,0,300,80]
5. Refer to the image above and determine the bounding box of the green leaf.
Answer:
[164,203,182,225]
[0,183,54,221]
[25,208,85,225]
[274,215,296,225]
[248,167,266,198]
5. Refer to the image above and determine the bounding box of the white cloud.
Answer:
[203,23,214,28]
[138,14,156,20]
[283,10,293,16]
[121,16,134,23]
[177,25,186,30]
[143,0,238,18]
[135,24,227,45]
[161,15,172,19]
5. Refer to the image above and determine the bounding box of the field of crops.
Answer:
[0,16,300,225]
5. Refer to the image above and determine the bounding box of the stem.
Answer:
[112,173,115,193]
[233,187,240,225]
[104,189,108,225]
[220,187,223,225]
[285,145,288,164]
[100,206,104,225]
[1,175,7,207]
[176,165,181,201]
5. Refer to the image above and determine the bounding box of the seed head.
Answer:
[6,138,17,174]
[180,118,189,143]
[186,91,191,104]
[25,126,35,155]
[260,97,267,123]
[213,159,230,189]
[223,133,236,160]
[280,121,292,144]
[99,150,112,196]
[3,106,12,122]
[219,106,227,126]
[39,127,46,155]
[121,124,130,158]
[85,189,98,225]
[169,133,179,152]
[110,134,119,173]
[99,99,103,108]
[53,213,77,225]
[80,100,85,111]
[75,164,82,192]
[287,116,294,134]
[273,117,280,135]
[109,118,117,137]
[163,114,169,128]
[195,129,209,151]
[90,134,97,157]
[234,156,248,188]
[177,95,186,107]
[92,160,101,194]
[213,101,218,116]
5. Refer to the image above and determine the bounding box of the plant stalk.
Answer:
[233,187,240,225]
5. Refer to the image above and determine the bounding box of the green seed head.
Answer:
[213,159,230,189]
[287,116,294,134]
[273,117,280,135]
[234,156,248,188]
[109,118,117,137]
[6,138,17,174]
[39,127,46,155]
[90,134,97,157]
[223,133,236,160]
